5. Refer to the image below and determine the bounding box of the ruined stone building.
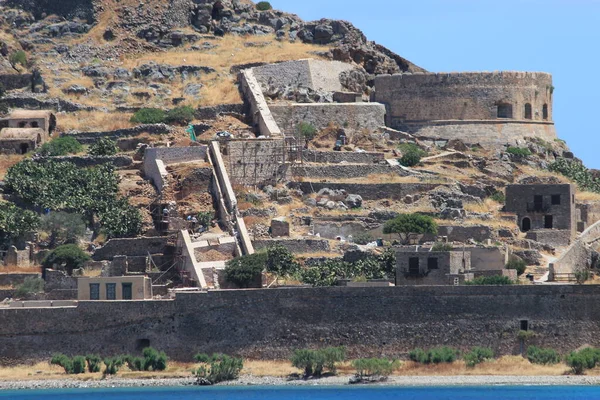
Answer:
[0,110,56,154]
[374,72,556,148]
[505,184,576,246]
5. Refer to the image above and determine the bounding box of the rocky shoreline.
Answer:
[2,375,600,390]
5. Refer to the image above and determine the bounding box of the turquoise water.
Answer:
[1,386,600,400]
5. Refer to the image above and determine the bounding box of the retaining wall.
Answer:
[550,219,600,276]
[64,124,173,144]
[289,182,443,201]
[36,155,133,168]
[302,150,385,164]
[92,237,171,261]
[292,164,399,180]
[4,286,600,363]
[142,146,207,192]
[0,273,39,287]
[252,239,331,254]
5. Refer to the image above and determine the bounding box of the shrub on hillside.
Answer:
[526,346,560,365]
[506,146,532,157]
[42,244,90,275]
[86,354,102,373]
[463,347,494,368]
[290,347,346,378]
[165,106,195,125]
[353,232,374,245]
[256,1,272,11]
[39,136,83,156]
[352,358,401,381]
[298,122,317,145]
[130,108,166,124]
[51,353,74,374]
[566,347,600,374]
[409,347,459,364]
[9,50,27,68]
[383,213,437,244]
[72,356,87,374]
[41,212,87,246]
[194,353,243,384]
[431,242,453,251]
[103,356,124,375]
[88,137,118,156]
[490,191,506,203]
[224,252,267,288]
[398,143,427,167]
[15,277,44,298]
[506,256,527,276]
[465,275,513,285]
[0,202,40,241]
[549,158,600,193]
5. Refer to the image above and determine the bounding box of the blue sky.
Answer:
[272,0,600,168]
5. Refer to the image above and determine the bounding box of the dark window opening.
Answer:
[545,215,553,229]
[543,104,549,120]
[17,121,26,128]
[524,103,532,119]
[573,194,575,204]
[136,338,150,351]
[520,320,529,331]
[427,257,439,270]
[30,121,39,128]
[533,195,543,211]
[90,283,100,300]
[122,283,133,300]
[497,103,513,118]
[106,283,116,300]
[19,143,28,154]
[522,217,531,232]
[408,257,420,277]
[551,195,561,205]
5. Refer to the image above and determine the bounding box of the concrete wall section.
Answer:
[270,103,385,135]
[239,69,282,138]
[6,286,600,362]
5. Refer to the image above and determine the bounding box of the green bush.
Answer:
[466,276,513,285]
[0,202,39,241]
[195,354,243,384]
[103,356,124,375]
[490,191,506,203]
[130,108,166,124]
[9,50,27,68]
[39,137,83,156]
[256,1,272,11]
[194,353,211,363]
[51,353,73,374]
[98,197,143,239]
[566,348,600,375]
[398,143,427,167]
[88,138,118,156]
[142,347,168,371]
[224,252,267,288]
[353,232,374,245]
[196,211,214,228]
[463,347,494,368]
[165,106,195,125]
[42,244,90,275]
[432,242,453,252]
[549,158,600,193]
[290,347,346,378]
[72,356,87,374]
[266,244,299,280]
[506,146,532,157]
[352,358,400,380]
[526,346,560,365]
[86,354,102,373]
[15,277,44,298]
[506,256,527,276]
[409,347,459,364]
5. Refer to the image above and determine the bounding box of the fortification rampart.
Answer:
[374,72,556,147]
[3,286,600,363]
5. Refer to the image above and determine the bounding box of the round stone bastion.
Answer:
[374,71,557,147]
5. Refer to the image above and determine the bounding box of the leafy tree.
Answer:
[506,256,527,276]
[165,106,195,125]
[41,212,86,246]
[39,137,83,156]
[142,347,168,371]
[352,358,401,381]
[130,108,166,124]
[88,138,118,156]
[224,252,267,288]
[290,347,346,378]
[0,202,39,242]
[51,353,73,374]
[98,198,143,239]
[383,214,437,244]
[86,354,102,373]
[197,211,214,228]
[409,347,459,364]
[103,356,124,375]
[266,244,298,282]
[42,244,90,275]
[298,259,349,287]
[256,1,272,10]
[298,122,317,146]
[72,356,87,374]
[15,277,44,298]
[463,347,494,368]
[566,347,600,375]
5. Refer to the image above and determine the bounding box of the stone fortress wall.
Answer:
[3,286,600,363]
[374,72,557,147]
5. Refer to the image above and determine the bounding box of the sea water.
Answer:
[1,386,600,400]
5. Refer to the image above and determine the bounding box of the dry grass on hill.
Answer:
[57,111,135,133]
[0,154,24,179]
[576,191,600,202]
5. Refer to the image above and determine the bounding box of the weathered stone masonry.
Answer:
[2,286,600,364]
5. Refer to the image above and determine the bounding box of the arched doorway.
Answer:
[522,217,531,232]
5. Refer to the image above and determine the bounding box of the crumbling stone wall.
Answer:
[35,155,133,168]
[5,286,600,363]
[252,239,330,253]
[270,103,385,135]
[302,149,385,164]
[92,237,171,261]
[64,124,172,144]
[289,182,443,201]
[221,139,289,186]
[292,164,398,180]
